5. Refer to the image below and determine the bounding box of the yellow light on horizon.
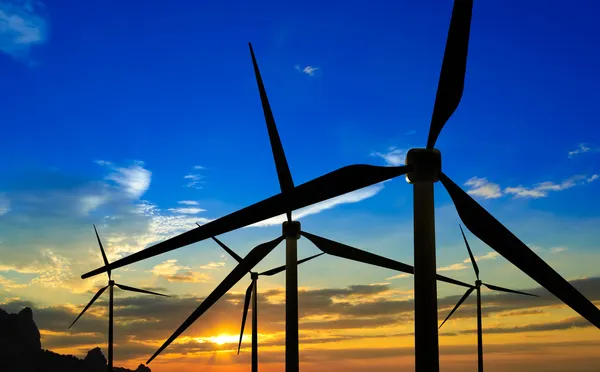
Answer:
[206,334,241,345]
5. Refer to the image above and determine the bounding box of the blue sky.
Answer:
[0,1,600,369]
[1,0,599,288]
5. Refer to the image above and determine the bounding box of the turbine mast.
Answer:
[406,149,441,371]
[284,221,301,372]
[252,275,259,372]
[108,280,114,372]
[476,282,483,372]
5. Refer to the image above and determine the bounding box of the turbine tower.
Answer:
[438,225,539,372]
[81,1,600,370]
[70,225,169,372]
[142,231,472,365]
[210,231,324,372]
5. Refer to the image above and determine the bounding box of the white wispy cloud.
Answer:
[504,175,598,199]
[183,166,206,189]
[465,174,598,200]
[0,249,72,289]
[370,146,408,167]
[568,143,597,158]
[0,275,27,291]
[178,200,199,206]
[0,193,10,215]
[0,0,48,60]
[79,195,107,215]
[465,251,500,263]
[464,177,503,199]
[295,64,319,76]
[386,273,410,281]
[167,207,206,215]
[150,259,209,283]
[199,255,227,270]
[436,252,500,273]
[99,203,213,261]
[183,174,205,189]
[103,160,151,199]
[438,263,468,272]
[29,249,71,288]
[249,182,386,227]
[62,160,154,216]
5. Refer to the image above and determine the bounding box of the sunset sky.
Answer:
[1,0,600,371]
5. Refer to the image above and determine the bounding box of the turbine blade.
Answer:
[249,42,295,221]
[68,285,108,329]
[436,273,475,290]
[146,235,284,364]
[259,253,325,276]
[208,233,243,263]
[94,224,111,280]
[301,231,414,274]
[238,281,254,355]
[82,164,411,279]
[482,283,538,297]
[115,283,170,297]
[460,224,479,279]
[301,231,472,289]
[439,172,600,329]
[426,0,474,149]
[439,287,475,329]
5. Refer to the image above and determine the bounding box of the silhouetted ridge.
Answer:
[0,307,151,372]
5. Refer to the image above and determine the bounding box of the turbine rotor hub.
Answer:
[109,280,115,286]
[475,280,482,287]
[405,148,442,183]
[282,221,301,239]
[251,272,259,280]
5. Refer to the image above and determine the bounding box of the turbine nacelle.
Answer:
[405,148,442,184]
[282,221,301,239]
[251,272,259,280]
[475,279,482,287]
[109,280,115,286]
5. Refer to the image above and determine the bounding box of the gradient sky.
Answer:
[1,0,600,371]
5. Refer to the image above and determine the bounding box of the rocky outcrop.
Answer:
[0,307,42,355]
[133,364,151,372]
[0,307,151,372]
[85,347,108,372]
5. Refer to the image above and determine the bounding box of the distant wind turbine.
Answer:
[438,225,538,372]
[69,225,169,372]
[208,229,324,372]
[142,225,473,366]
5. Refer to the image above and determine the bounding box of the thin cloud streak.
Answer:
[465,174,598,200]
[248,182,386,227]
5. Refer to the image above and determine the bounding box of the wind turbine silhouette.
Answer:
[438,225,538,372]
[208,229,324,372]
[69,225,169,372]
[139,223,472,365]
[82,1,600,370]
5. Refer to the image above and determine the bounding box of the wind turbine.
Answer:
[70,225,169,372]
[438,225,538,372]
[138,39,476,366]
[81,0,600,371]
[141,228,472,365]
[208,230,324,372]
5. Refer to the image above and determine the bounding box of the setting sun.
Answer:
[208,334,241,345]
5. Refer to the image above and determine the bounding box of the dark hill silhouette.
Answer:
[0,307,151,372]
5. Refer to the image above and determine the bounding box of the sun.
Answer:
[208,334,239,345]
